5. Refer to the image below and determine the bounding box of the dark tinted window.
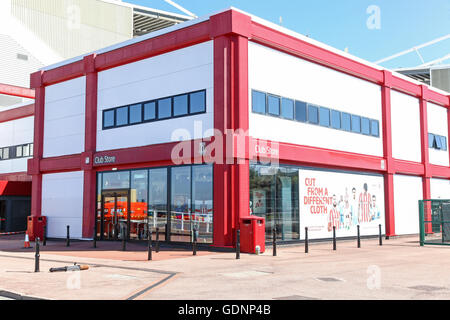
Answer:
[351,115,361,133]
[267,95,280,116]
[173,94,188,117]
[104,109,115,128]
[116,106,129,126]
[342,113,351,131]
[158,98,172,119]
[361,117,370,135]
[129,104,142,124]
[190,91,206,114]
[281,98,294,119]
[319,107,330,127]
[295,101,307,122]
[144,102,156,121]
[331,110,341,129]
[252,90,266,114]
[371,120,379,137]
[308,105,319,124]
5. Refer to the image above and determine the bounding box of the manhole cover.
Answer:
[274,295,319,300]
[409,285,446,292]
[222,271,272,279]
[316,277,343,282]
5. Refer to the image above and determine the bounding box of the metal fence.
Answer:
[419,200,450,246]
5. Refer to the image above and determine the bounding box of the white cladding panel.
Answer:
[248,42,383,157]
[431,178,450,200]
[97,41,214,151]
[391,90,422,163]
[41,171,84,239]
[393,174,423,235]
[427,102,449,167]
[43,76,86,157]
[0,116,34,174]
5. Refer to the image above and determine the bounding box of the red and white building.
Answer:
[26,8,450,247]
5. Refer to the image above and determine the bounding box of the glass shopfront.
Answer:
[250,163,300,241]
[97,164,213,244]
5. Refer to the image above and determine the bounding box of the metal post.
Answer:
[193,226,198,256]
[273,228,277,257]
[43,225,47,246]
[156,227,160,253]
[333,226,336,251]
[357,225,361,248]
[93,216,97,248]
[379,224,383,246]
[34,237,40,273]
[236,229,240,260]
[66,225,70,247]
[122,224,126,251]
[147,225,152,261]
[305,227,309,254]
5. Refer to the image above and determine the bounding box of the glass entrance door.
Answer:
[99,190,130,240]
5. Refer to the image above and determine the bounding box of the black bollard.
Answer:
[273,228,277,257]
[357,225,361,248]
[43,225,47,246]
[147,226,152,261]
[236,229,240,260]
[122,225,126,251]
[333,226,336,251]
[155,227,160,253]
[193,226,198,256]
[305,227,309,254]
[66,225,70,247]
[379,224,383,246]
[34,237,40,273]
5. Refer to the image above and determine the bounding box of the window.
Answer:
[342,113,351,131]
[436,136,443,149]
[361,117,370,135]
[429,134,435,148]
[319,107,330,127]
[173,94,188,117]
[429,134,448,151]
[30,143,34,156]
[308,105,319,124]
[23,144,30,157]
[103,110,115,128]
[0,148,2,160]
[143,102,156,121]
[158,98,172,119]
[252,90,266,114]
[267,95,280,116]
[2,148,8,159]
[295,101,307,122]
[16,146,22,158]
[281,98,294,120]
[441,136,448,151]
[371,120,379,137]
[129,104,142,124]
[331,110,341,129]
[190,91,206,114]
[351,115,361,133]
[116,106,129,126]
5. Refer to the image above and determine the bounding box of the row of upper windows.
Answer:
[251,90,380,138]
[0,143,33,161]
[429,134,448,151]
[102,90,207,130]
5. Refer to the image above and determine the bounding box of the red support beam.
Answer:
[0,104,34,123]
[0,83,35,99]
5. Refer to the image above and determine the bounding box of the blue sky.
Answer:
[127,0,450,70]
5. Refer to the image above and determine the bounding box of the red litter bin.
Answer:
[239,216,266,254]
[27,216,47,241]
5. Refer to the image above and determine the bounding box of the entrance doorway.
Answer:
[98,189,131,240]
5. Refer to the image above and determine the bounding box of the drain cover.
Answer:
[274,295,319,300]
[316,277,343,282]
[409,285,446,292]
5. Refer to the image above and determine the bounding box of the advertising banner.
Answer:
[299,169,385,240]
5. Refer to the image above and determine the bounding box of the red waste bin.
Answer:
[239,216,266,254]
[27,216,47,241]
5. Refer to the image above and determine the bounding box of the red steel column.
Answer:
[381,70,396,238]
[211,10,251,247]
[29,71,45,218]
[81,54,98,238]
[419,85,432,233]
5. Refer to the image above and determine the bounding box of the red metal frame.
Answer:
[28,9,450,245]
[0,83,35,99]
